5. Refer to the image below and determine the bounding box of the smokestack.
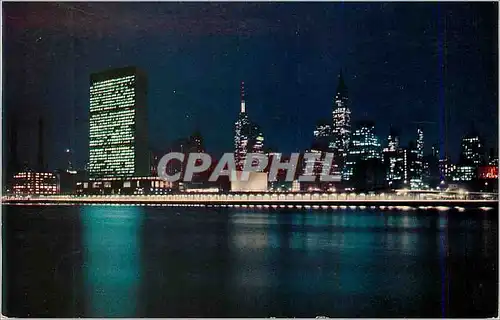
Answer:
[38,117,45,171]
[240,81,246,113]
[9,115,19,173]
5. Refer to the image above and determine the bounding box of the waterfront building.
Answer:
[88,66,149,178]
[331,72,351,180]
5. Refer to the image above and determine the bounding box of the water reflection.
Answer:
[226,210,443,316]
[3,205,498,318]
[81,206,144,317]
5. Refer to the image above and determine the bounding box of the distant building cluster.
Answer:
[299,72,498,192]
[5,66,498,195]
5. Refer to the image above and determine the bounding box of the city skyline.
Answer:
[5,66,496,174]
[3,2,498,172]
[2,3,498,318]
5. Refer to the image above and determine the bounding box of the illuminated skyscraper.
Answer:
[88,66,148,178]
[460,133,484,167]
[439,156,456,182]
[234,82,265,170]
[412,127,424,188]
[455,132,484,182]
[416,127,424,158]
[234,82,251,170]
[331,71,351,180]
[383,127,404,188]
[345,121,381,181]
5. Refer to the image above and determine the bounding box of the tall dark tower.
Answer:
[38,117,45,171]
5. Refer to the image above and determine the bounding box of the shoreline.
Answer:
[2,195,498,210]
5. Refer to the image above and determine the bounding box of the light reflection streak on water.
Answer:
[438,212,449,317]
[438,213,448,230]
[228,212,273,295]
[81,206,143,317]
[229,209,432,256]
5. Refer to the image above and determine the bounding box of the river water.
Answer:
[2,205,497,317]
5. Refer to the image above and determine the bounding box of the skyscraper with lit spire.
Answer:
[331,71,352,180]
[234,82,264,170]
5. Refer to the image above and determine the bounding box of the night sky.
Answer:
[3,2,498,171]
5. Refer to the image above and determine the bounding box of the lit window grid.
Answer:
[332,106,351,177]
[385,153,405,183]
[461,135,483,166]
[453,165,476,181]
[344,126,382,180]
[89,74,138,178]
[234,115,250,168]
[416,128,424,159]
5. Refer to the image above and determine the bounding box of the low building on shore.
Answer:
[11,170,58,195]
[76,176,173,195]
